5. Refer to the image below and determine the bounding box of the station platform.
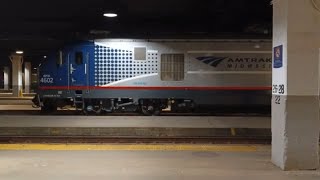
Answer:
[0,96,37,112]
[0,93,35,98]
[0,116,271,138]
[0,95,34,107]
[0,144,319,179]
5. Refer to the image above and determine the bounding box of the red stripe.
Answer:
[39,86,272,91]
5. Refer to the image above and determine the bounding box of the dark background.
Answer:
[0,0,272,66]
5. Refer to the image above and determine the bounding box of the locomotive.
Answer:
[33,39,272,115]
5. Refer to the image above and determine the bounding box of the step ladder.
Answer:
[74,91,84,111]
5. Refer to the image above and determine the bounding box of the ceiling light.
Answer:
[103,13,117,17]
[43,56,47,59]
[16,50,24,54]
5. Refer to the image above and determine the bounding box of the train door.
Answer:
[68,48,89,90]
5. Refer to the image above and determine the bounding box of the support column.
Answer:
[9,54,23,97]
[3,67,9,90]
[272,0,320,170]
[24,62,31,93]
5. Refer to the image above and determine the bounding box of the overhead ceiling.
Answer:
[0,0,272,65]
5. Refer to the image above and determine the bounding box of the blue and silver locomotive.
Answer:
[33,39,272,115]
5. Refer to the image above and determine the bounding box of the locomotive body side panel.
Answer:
[92,40,271,88]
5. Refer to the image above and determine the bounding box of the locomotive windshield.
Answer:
[75,52,83,65]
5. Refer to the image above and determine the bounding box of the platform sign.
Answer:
[273,45,283,68]
[272,44,285,105]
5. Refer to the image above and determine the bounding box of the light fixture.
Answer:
[43,56,47,59]
[103,13,117,17]
[16,50,24,54]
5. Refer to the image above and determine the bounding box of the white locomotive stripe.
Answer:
[187,51,272,54]
[100,73,158,87]
[187,71,271,74]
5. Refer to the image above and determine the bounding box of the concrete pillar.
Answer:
[272,0,320,170]
[9,55,23,97]
[3,67,10,90]
[24,62,31,93]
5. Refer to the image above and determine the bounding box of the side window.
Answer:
[56,50,63,66]
[75,51,83,65]
[134,47,146,60]
[161,54,184,81]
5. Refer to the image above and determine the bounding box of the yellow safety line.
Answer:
[0,144,257,152]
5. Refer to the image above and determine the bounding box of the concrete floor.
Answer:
[0,147,319,180]
[0,115,270,128]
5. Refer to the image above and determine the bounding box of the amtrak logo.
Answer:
[196,56,227,67]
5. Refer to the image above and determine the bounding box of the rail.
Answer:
[0,136,271,145]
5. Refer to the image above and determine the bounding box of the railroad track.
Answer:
[0,136,271,144]
[0,110,271,117]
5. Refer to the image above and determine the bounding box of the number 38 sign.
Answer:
[272,84,285,105]
[272,84,285,94]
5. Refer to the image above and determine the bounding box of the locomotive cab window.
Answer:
[161,54,184,81]
[75,51,83,65]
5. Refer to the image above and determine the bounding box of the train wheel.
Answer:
[141,105,161,116]
[139,99,163,116]
[41,102,57,114]
[83,104,103,116]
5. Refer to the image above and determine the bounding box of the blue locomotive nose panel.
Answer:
[38,41,95,90]
[38,53,60,88]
